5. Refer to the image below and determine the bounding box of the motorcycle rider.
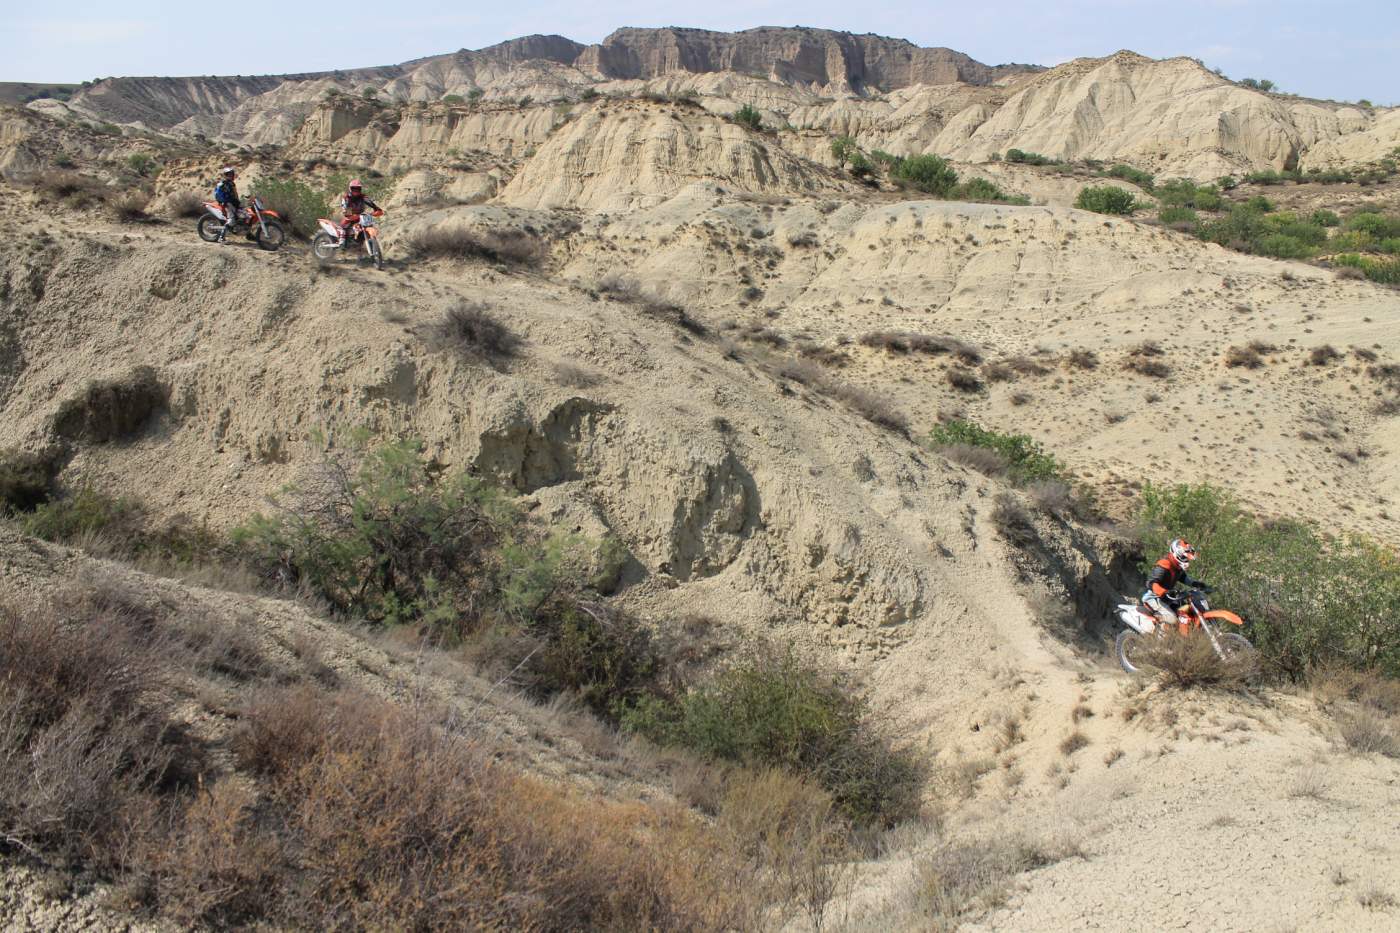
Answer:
[338,179,381,243]
[213,167,242,244]
[1142,538,1205,626]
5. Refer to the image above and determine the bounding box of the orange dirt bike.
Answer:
[196,196,286,251]
[311,210,385,269]
[1113,586,1254,674]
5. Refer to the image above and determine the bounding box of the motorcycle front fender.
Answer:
[1202,609,1244,626]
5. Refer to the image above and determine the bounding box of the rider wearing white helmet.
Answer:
[1142,538,1205,626]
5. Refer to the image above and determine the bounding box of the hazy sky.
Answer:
[8,1,1398,104]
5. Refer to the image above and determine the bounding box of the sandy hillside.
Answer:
[2,31,1400,930]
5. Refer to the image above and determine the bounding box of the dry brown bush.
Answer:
[219,684,757,930]
[1309,345,1342,366]
[0,593,204,873]
[1312,667,1400,757]
[1335,265,1366,280]
[1059,731,1089,756]
[29,170,108,206]
[405,225,547,266]
[1134,630,1257,688]
[109,191,151,223]
[1224,345,1264,368]
[597,275,708,336]
[991,493,1037,548]
[940,443,1010,477]
[1064,348,1099,370]
[160,191,206,219]
[826,382,909,433]
[1025,479,1076,516]
[946,367,984,393]
[719,768,851,932]
[425,301,521,361]
[860,331,981,364]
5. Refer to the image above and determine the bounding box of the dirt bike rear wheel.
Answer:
[1115,629,1155,675]
[311,232,338,260]
[196,216,223,242]
[256,221,286,252]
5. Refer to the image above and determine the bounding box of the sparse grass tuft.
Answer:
[916,835,1084,927]
[1059,731,1090,756]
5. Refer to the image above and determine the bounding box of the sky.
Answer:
[7,1,1399,104]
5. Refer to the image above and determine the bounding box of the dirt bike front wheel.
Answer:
[256,221,286,252]
[369,236,383,270]
[1115,629,1156,675]
[311,232,338,260]
[196,215,224,242]
[1215,627,1260,658]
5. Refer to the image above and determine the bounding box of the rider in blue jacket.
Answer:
[213,167,241,243]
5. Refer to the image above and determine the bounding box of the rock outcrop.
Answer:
[496,101,854,210]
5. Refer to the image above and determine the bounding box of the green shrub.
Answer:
[1311,209,1341,227]
[847,150,873,178]
[1239,78,1276,92]
[20,485,144,544]
[441,93,464,104]
[1106,164,1154,190]
[869,150,901,168]
[1159,206,1199,225]
[1329,230,1375,252]
[1074,185,1138,215]
[1156,179,1221,210]
[951,177,1029,204]
[1333,253,1400,284]
[18,485,221,565]
[125,152,158,178]
[1379,238,1400,255]
[1255,234,1315,259]
[249,176,330,238]
[1005,149,1056,166]
[1262,213,1328,246]
[830,136,858,164]
[1139,483,1400,678]
[1345,212,1400,239]
[235,438,524,630]
[732,104,763,131]
[467,88,484,101]
[928,419,1063,484]
[893,154,959,196]
[623,649,923,827]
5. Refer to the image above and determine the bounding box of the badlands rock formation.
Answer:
[30,27,1397,178]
